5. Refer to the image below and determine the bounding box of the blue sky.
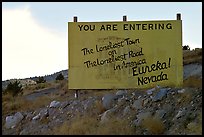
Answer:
[2,2,202,80]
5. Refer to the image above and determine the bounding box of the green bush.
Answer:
[36,76,46,84]
[5,80,23,97]
[56,73,64,80]
[183,45,190,50]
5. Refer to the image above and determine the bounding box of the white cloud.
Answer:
[2,6,68,81]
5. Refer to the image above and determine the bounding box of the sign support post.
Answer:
[73,16,79,99]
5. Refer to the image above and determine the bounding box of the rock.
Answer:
[49,101,60,108]
[117,97,126,107]
[32,114,40,120]
[116,90,127,98]
[146,85,160,95]
[143,98,150,106]
[134,112,152,126]
[100,108,116,124]
[132,98,143,110]
[155,109,166,119]
[25,112,34,121]
[40,108,49,119]
[183,63,202,80]
[162,104,173,115]
[152,88,170,102]
[5,112,24,129]
[178,89,185,94]
[146,88,155,95]
[20,129,29,135]
[102,94,117,110]
[83,98,95,110]
[32,108,48,120]
[175,109,187,119]
[59,101,70,110]
[123,106,131,116]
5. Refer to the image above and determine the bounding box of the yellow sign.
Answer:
[68,20,183,89]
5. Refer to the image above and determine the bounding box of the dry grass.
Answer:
[141,115,165,135]
[183,76,202,88]
[2,80,71,117]
[2,93,59,116]
[187,122,202,135]
[186,112,202,135]
[53,114,99,135]
[97,117,135,135]
[177,89,193,105]
[53,114,135,135]
[23,82,54,95]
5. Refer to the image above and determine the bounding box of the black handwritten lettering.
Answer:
[114,64,122,70]
[124,38,140,45]
[83,53,128,68]
[138,71,168,85]
[95,38,139,53]
[122,59,146,68]
[81,48,94,55]
[128,48,143,58]
[132,58,171,76]
[132,67,138,76]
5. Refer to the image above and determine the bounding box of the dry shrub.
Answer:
[53,114,135,135]
[97,117,134,135]
[141,115,165,135]
[93,100,106,114]
[183,76,202,88]
[53,114,98,135]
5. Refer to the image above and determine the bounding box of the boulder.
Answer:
[134,112,152,126]
[132,98,143,110]
[123,106,131,116]
[177,89,185,94]
[32,108,48,120]
[49,101,60,108]
[152,88,170,102]
[100,107,116,124]
[5,112,24,129]
[116,90,127,98]
[145,85,160,95]
[102,94,117,110]
[155,109,166,119]
[175,109,187,119]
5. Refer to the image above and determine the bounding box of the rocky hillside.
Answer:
[2,69,68,90]
[30,69,68,82]
[2,48,202,135]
